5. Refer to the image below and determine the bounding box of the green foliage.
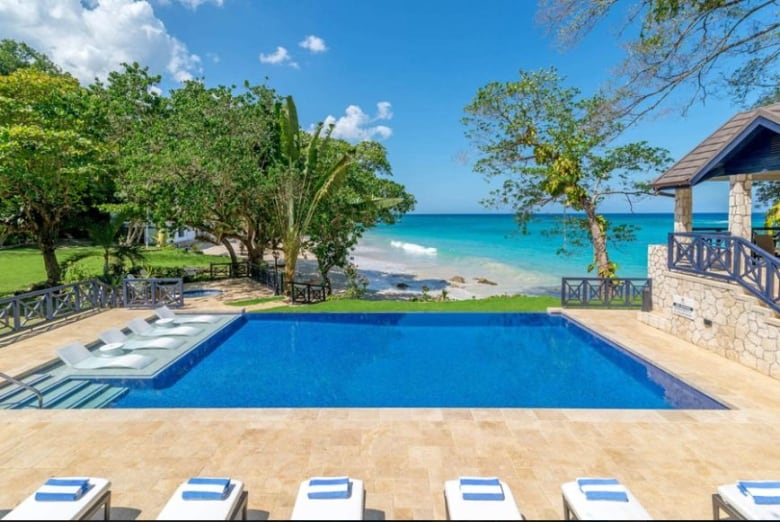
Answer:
[538,0,779,118]
[0,245,227,296]
[463,67,671,277]
[268,95,354,290]
[0,39,62,76]
[342,262,370,299]
[0,68,110,285]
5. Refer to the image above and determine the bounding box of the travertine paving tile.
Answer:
[0,308,779,519]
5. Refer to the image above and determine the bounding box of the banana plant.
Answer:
[270,96,353,292]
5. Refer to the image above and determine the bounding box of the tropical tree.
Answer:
[308,140,416,293]
[463,67,671,277]
[0,39,62,76]
[0,68,108,285]
[537,0,779,120]
[266,96,353,290]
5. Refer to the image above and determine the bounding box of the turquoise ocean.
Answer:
[351,212,750,299]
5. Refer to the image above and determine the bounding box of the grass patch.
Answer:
[0,245,228,296]
[255,294,559,313]
[224,296,286,307]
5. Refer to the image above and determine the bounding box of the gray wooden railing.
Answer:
[0,279,118,336]
[561,277,652,309]
[122,277,184,308]
[668,232,780,312]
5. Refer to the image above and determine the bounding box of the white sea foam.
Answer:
[390,240,437,256]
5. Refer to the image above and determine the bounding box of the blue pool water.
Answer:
[108,313,725,409]
[183,289,223,298]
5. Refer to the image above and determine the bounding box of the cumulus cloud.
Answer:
[0,0,202,84]
[154,0,223,8]
[321,102,393,142]
[299,35,327,53]
[258,46,298,68]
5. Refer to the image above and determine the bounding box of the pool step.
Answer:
[0,373,57,409]
[0,376,129,410]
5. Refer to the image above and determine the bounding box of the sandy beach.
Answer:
[202,242,520,301]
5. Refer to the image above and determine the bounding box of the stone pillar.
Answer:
[674,187,693,233]
[729,174,753,240]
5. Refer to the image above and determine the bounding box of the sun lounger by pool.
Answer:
[561,478,651,520]
[98,327,184,350]
[126,318,202,337]
[291,476,365,520]
[3,476,111,520]
[155,305,220,324]
[713,480,780,519]
[57,342,155,370]
[444,477,524,520]
[156,477,248,520]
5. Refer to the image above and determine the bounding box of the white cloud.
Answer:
[321,102,393,142]
[299,35,327,53]
[258,46,298,68]
[0,0,202,84]
[206,52,220,64]
[154,0,223,8]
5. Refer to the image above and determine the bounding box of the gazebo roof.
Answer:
[652,102,780,191]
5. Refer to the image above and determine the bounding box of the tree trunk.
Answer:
[283,236,300,295]
[583,202,613,278]
[39,230,61,286]
[221,238,238,267]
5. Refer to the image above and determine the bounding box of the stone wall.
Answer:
[639,244,780,379]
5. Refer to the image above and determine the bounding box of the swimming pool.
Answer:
[182,289,223,298]
[105,313,726,409]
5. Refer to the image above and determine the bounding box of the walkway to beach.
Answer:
[0,299,779,519]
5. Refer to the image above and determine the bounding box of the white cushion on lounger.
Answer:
[3,477,111,520]
[561,480,651,520]
[444,478,523,520]
[155,305,220,324]
[291,477,364,520]
[57,342,154,370]
[156,479,246,520]
[717,483,780,520]
[98,328,184,350]
[126,318,201,337]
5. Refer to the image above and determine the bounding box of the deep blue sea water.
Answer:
[110,313,725,409]
[352,212,753,297]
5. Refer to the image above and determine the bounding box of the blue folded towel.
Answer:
[738,480,780,505]
[35,477,91,502]
[576,477,629,502]
[307,477,351,499]
[181,477,231,501]
[459,477,505,501]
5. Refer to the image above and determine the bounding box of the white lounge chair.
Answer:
[126,318,202,337]
[3,476,111,520]
[98,327,184,350]
[155,305,220,324]
[561,478,651,520]
[156,477,248,520]
[444,477,524,520]
[291,476,365,520]
[713,481,780,519]
[57,342,155,370]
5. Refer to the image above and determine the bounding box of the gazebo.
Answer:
[640,102,780,379]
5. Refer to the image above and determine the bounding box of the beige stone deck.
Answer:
[1,288,779,519]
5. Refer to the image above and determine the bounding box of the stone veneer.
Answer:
[639,244,780,379]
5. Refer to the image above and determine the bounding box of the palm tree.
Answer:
[269,96,352,292]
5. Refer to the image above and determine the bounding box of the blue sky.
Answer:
[1,0,745,214]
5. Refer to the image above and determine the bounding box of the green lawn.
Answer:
[0,245,228,296]
[0,244,558,311]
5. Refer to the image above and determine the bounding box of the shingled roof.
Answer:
[652,102,780,190]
